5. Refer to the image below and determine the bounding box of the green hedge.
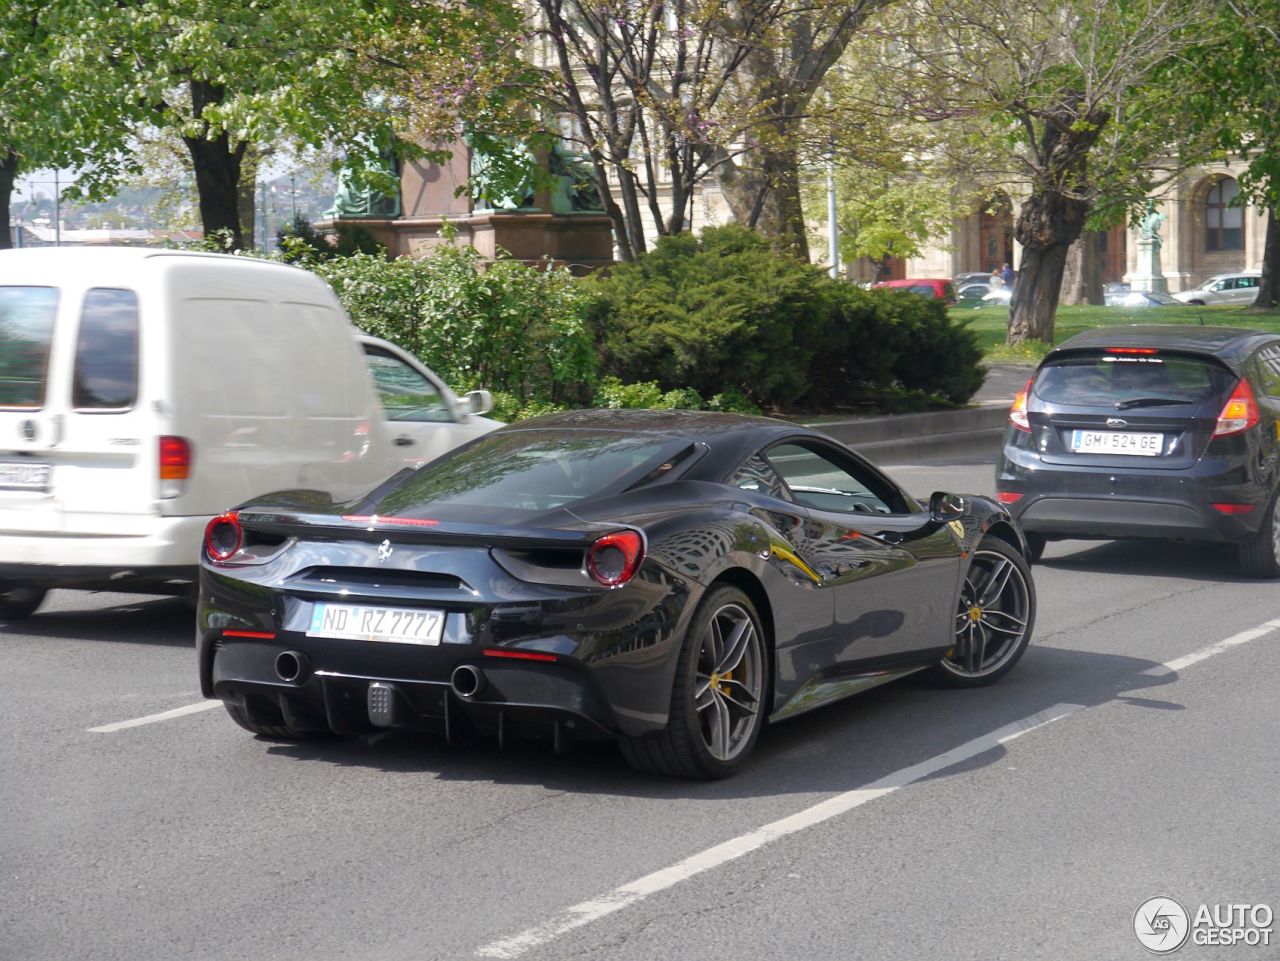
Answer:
[311,245,595,407]
[588,226,985,409]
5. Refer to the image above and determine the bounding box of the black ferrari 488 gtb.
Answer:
[198,409,1036,778]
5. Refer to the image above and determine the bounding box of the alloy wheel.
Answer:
[694,602,764,762]
[944,550,1031,678]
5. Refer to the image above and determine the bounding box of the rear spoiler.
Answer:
[236,508,602,549]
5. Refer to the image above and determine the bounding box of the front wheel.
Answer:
[0,585,48,621]
[930,538,1036,687]
[620,586,768,779]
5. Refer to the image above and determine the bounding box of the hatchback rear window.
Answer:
[1036,352,1235,406]
[73,288,139,409]
[380,429,689,513]
[0,286,58,408]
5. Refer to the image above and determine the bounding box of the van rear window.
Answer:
[0,286,58,408]
[1036,352,1234,406]
[73,288,139,409]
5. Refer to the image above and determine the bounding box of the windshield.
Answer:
[0,286,58,409]
[1036,352,1235,407]
[373,429,689,514]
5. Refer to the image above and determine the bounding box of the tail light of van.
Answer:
[159,435,192,498]
[1009,379,1033,432]
[1212,379,1259,437]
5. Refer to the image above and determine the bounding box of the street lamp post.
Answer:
[826,142,839,280]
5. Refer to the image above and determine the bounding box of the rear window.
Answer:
[1036,352,1235,406]
[73,288,139,409]
[378,429,688,513]
[0,286,58,409]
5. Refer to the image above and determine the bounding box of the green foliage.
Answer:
[589,225,986,410]
[595,377,665,409]
[310,244,595,407]
[587,226,834,408]
[277,216,382,263]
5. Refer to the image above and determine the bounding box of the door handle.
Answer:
[393,435,414,447]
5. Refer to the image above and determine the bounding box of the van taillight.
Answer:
[1009,379,1033,432]
[1212,379,1259,437]
[159,435,191,498]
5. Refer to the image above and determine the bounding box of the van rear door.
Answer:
[0,283,158,537]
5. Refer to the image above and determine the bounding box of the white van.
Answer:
[0,247,497,618]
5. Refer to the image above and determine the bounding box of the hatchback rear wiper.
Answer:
[1113,397,1195,410]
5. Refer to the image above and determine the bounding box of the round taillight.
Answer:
[586,531,644,587]
[204,511,242,562]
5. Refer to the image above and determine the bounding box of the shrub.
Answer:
[586,226,834,410]
[586,225,984,410]
[311,243,595,407]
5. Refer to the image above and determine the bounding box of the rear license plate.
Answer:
[1069,430,1164,456]
[0,461,50,490]
[306,603,445,646]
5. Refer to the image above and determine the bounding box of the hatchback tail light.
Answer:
[159,435,191,498]
[586,530,645,587]
[1009,379,1033,432]
[1212,379,1259,437]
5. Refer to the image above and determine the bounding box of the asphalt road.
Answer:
[3,455,1277,961]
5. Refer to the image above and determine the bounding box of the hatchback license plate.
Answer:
[0,461,50,490]
[306,603,445,646]
[1069,430,1164,456]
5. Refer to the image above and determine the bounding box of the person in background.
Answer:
[1001,262,1015,288]
[989,267,1003,288]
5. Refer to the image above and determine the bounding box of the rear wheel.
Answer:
[930,538,1036,687]
[0,585,48,621]
[222,700,317,740]
[620,586,768,779]
[1238,494,1280,578]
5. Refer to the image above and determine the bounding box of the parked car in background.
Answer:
[1105,290,1181,308]
[0,248,498,620]
[872,278,958,303]
[1173,271,1261,306]
[997,325,1280,576]
[954,271,993,288]
[199,409,1035,778]
[956,283,992,306]
[358,335,499,470]
[982,288,1013,306]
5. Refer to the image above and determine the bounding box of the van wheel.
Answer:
[1238,495,1280,578]
[0,586,48,621]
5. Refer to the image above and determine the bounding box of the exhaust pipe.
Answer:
[274,650,310,684]
[451,663,485,699]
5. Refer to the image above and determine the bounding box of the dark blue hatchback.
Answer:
[996,325,1280,576]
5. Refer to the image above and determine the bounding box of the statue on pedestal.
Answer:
[325,144,402,219]
[1139,200,1166,252]
[1132,200,1168,293]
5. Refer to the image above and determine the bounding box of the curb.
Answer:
[805,401,1010,466]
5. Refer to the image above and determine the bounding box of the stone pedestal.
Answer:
[317,143,615,274]
[1129,239,1168,293]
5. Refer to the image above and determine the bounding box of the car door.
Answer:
[763,440,964,667]
[1233,276,1260,306]
[361,344,479,468]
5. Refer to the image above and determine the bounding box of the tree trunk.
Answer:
[1059,232,1104,306]
[1251,206,1279,311]
[238,169,256,250]
[0,150,16,251]
[1008,189,1090,344]
[181,80,247,249]
[718,141,810,260]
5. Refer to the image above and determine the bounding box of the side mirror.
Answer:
[928,490,966,523]
[464,389,494,416]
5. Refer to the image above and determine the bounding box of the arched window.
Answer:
[1206,178,1243,252]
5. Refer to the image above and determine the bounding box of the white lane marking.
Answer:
[87,700,221,733]
[1140,617,1280,677]
[475,703,1083,960]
